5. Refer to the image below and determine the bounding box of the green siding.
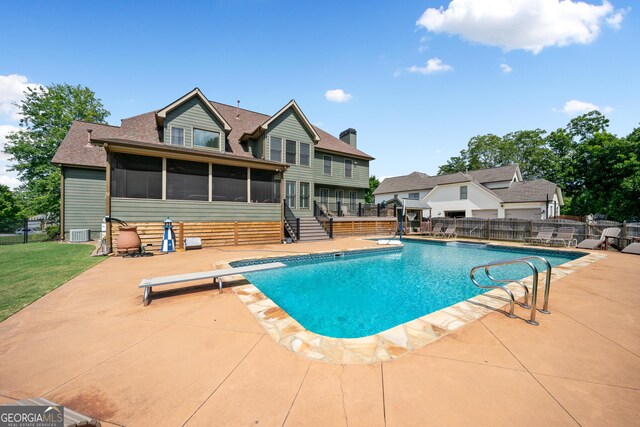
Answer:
[165,97,226,152]
[266,108,316,217]
[313,151,369,190]
[63,167,106,239]
[111,199,281,222]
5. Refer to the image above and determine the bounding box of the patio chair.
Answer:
[340,205,350,217]
[524,227,555,246]
[577,227,621,250]
[548,227,577,247]
[319,204,332,217]
[437,224,457,239]
[422,222,443,237]
[621,242,640,255]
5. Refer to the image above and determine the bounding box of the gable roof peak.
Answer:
[156,88,232,132]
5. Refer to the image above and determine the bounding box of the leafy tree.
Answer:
[436,111,640,220]
[365,175,380,203]
[4,84,109,219]
[0,185,21,231]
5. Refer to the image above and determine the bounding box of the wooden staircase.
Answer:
[297,217,330,241]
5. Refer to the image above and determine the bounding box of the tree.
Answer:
[365,175,380,203]
[0,185,21,232]
[4,84,109,219]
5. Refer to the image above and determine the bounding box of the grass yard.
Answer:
[0,242,105,322]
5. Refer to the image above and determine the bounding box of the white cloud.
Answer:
[325,89,352,103]
[500,63,513,73]
[417,0,622,54]
[0,173,20,188]
[0,74,41,120]
[606,9,626,30]
[0,124,19,162]
[559,99,613,115]
[407,58,453,74]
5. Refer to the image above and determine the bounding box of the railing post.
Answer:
[23,217,28,244]
[358,202,362,217]
[314,201,317,217]
[329,218,333,238]
[377,203,381,217]
[296,218,300,241]
[337,201,342,217]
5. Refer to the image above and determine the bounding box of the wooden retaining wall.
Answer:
[112,221,281,253]
[330,219,397,237]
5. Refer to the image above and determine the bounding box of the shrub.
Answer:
[46,225,60,240]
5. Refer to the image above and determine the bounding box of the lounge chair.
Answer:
[622,242,640,255]
[548,227,577,247]
[437,224,457,239]
[524,227,555,246]
[423,222,443,237]
[340,205,350,217]
[577,227,621,250]
[319,204,332,217]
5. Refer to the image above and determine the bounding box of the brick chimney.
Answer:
[339,128,357,148]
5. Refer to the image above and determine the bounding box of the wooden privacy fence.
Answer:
[112,221,281,252]
[426,218,639,249]
[331,219,397,237]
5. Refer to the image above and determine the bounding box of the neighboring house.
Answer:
[52,88,374,246]
[373,165,563,220]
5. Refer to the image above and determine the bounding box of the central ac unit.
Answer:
[70,229,90,242]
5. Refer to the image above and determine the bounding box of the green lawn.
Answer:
[0,242,105,322]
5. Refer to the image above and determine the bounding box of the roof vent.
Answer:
[236,100,240,119]
[339,128,357,148]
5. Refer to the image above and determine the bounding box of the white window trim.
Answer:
[299,142,311,167]
[323,155,332,176]
[169,126,185,146]
[299,182,310,209]
[320,188,329,205]
[286,180,297,209]
[269,135,283,163]
[192,127,221,151]
[285,139,298,165]
[344,159,353,179]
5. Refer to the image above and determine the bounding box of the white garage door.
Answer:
[472,209,498,219]
[505,208,543,220]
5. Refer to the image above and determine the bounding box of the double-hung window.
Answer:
[270,137,282,162]
[299,143,310,166]
[285,140,297,164]
[323,155,332,175]
[408,192,419,200]
[299,182,309,209]
[349,191,357,212]
[344,159,353,178]
[193,128,220,149]
[171,127,184,146]
[460,186,468,200]
[286,181,296,208]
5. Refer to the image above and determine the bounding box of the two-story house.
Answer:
[52,88,375,250]
[374,165,563,220]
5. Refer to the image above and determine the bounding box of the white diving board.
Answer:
[138,262,286,306]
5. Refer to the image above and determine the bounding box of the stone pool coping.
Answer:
[215,240,607,364]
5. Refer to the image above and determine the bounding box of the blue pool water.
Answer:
[236,241,584,338]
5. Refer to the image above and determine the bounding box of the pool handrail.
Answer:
[470,257,550,325]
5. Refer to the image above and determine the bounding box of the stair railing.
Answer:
[283,199,298,242]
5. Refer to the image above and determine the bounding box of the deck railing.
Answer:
[313,201,395,218]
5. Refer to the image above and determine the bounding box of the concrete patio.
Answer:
[0,237,638,426]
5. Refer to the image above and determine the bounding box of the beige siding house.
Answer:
[374,165,563,220]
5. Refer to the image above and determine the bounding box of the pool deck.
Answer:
[0,236,638,426]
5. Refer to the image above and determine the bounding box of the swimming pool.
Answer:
[234,241,584,338]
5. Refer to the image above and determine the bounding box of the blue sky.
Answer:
[1,0,638,187]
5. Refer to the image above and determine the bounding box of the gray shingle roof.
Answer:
[491,179,558,203]
[373,165,519,195]
[53,96,373,168]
